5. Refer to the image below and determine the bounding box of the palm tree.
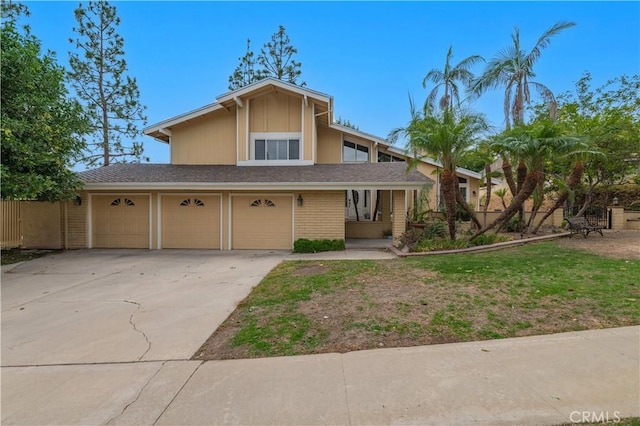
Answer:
[423,45,483,111]
[470,21,575,130]
[470,120,581,239]
[390,101,488,239]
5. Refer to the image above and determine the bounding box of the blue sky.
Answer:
[23,1,640,167]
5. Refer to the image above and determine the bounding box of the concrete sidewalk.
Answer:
[2,326,638,425]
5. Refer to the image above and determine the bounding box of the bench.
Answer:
[564,216,605,238]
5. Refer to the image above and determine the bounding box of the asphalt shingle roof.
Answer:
[78,163,432,188]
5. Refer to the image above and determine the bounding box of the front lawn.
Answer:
[193,242,640,360]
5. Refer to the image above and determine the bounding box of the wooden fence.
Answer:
[1,200,21,249]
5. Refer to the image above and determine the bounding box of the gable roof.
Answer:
[78,162,432,191]
[144,78,334,143]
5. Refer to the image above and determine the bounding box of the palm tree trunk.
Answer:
[483,164,492,226]
[516,160,527,232]
[502,157,517,197]
[454,178,482,229]
[532,161,584,233]
[470,171,541,240]
[441,169,458,240]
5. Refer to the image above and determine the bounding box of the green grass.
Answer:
[198,242,640,360]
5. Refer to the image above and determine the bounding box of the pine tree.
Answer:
[228,39,266,90]
[228,25,304,89]
[68,0,147,167]
[258,25,304,86]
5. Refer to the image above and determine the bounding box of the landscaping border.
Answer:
[388,232,572,257]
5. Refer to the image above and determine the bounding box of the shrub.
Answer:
[397,228,424,250]
[505,216,521,232]
[469,233,510,247]
[293,239,345,253]
[414,238,469,252]
[423,220,447,239]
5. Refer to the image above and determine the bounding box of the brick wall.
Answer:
[64,191,88,248]
[295,191,345,240]
[392,190,406,242]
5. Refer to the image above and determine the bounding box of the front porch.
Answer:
[344,189,407,241]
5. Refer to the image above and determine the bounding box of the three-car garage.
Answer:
[89,193,293,250]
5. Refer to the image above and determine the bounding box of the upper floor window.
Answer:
[251,133,301,161]
[378,152,405,162]
[343,141,369,162]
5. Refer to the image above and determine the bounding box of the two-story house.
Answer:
[72,78,481,250]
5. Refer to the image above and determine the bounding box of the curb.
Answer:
[389,232,572,257]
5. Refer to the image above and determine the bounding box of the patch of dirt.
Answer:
[293,264,328,276]
[556,230,640,259]
[193,231,639,361]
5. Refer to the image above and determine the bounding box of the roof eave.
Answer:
[81,181,429,191]
[216,77,332,105]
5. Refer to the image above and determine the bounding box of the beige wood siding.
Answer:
[161,195,221,249]
[92,195,150,248]
[171,108,236,165]
[249,92,302,133]
[295,191,344,240]
[232,195,292,249]
[1,200,21,248]
[303,103,313,161]
[316,125,342,164]
[238,103,247,161]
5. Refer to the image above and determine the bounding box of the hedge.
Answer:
[293,239,345,253]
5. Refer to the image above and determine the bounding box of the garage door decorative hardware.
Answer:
[110,198,135,206]
[180,198,205,207]
[250,199,275,207]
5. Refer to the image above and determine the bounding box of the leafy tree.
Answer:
[69,0,147,167]
[228,39,267,90]
[258,25,305,86]
[423,45,483,111]
[471,21,575,130]
[1,3,88,201]
[390,101,488,239]
[551,73,640,211]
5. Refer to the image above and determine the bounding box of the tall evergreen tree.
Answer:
[228,25,304,89]
[228,39,266,90]
[258,25,305,86]
[1,2,88,201]
[69,0,147,167]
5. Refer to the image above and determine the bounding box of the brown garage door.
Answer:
[92,195,150,248]
[162,195,221,249]
[232,195,292,249]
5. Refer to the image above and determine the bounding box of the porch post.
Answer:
[391,189,406,244]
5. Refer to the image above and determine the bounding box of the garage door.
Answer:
[232,195,292,249]
[92,195,150,248]
[162,195,221,249]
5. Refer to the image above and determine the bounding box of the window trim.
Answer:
[250,132,302,161]
[342,140,370,163]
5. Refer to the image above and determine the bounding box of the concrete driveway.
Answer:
[1,249,286,365]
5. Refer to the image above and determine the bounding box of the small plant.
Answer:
[397,228,424,250]
[469,233,510,247]
[293,239,345,253]
[414,238,469,252]
[382,229,393,238]
[423,220,446,239]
